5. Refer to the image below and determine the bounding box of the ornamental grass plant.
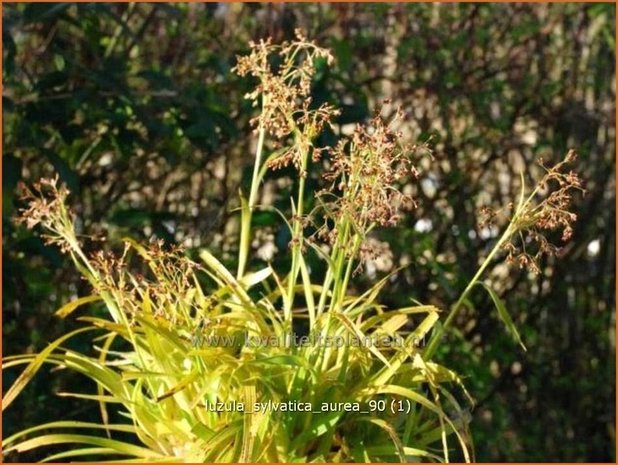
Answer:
[3,31,582,463]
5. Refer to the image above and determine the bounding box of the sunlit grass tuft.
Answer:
[3,31,581,463]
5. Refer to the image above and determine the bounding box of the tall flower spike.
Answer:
[16,176,76,254]
[504,149,584,273]
[322,106,422,232]
[233,29,339,172]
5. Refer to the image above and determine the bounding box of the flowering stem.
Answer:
[317,209,351,318]
[285,138,309,321]
[237,101,267,280]
[424,222,515,359]
[314,215,351,371]
[248,126,267,210]
[316,233,347,371]
[338,231,362,307]
[424,172,539,359]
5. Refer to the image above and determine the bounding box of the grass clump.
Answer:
[3,31,581,463]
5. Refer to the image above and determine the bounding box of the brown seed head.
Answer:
[233,29,339,171]
[322,107,423,231]
[503,149,584,273]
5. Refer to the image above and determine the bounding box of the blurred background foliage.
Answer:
[2,3,615,462]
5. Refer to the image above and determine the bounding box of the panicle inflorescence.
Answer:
[91,239,199,324]
[498,150,583,273]
[531,150,582,241]
[17,176,200,324]
[322,106,421,231]
[233,29,339,174]
[16,176,76,254]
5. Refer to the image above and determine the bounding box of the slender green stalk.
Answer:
[248,126,267,210]
[317,267,334,317]
[338,232,362,307]
[316,215,350,317]
[315,229,360,372]
[237,101,267,280]
[424,172,538,359]
[314,218,353,371]
[284,138,309,321]
[330,221,352,310]
[424,220,519,359]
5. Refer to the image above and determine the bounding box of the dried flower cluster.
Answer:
[91,240,200,326]
[322,107,421,231]
[17,176,203,326]
[233,29,339,174]
[504,150,584,273]
[359,237,395,272]
[16,176,77,254]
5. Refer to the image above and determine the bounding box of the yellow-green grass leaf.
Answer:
[3,326,97,410]
[4,421,136,447]
[426,362,475,404]
[291,410,342,448]
[258,147,289,181]
[200,249,252,304]
[95,458,178,463]
[365,445,442,462]
[5,434,162,458]
[122,237,152,261]
[203,420,243,461]
[41,447,127,463]
[264,282,325,300]
[371,310,439,385]
[61,351,129,400]
[78,316,133,335]
[305,238,335,268]
[239,384,258,462]
[200,248,239,286]
[136,315,188,352]
[378,313,409,334]
[409,308,440,343]
[476,282,526,351]
[239,266,272,289]
[96,331,117,437]
[56,392,124,403]
[332,312,391,367]
[55,295,102,318]
[268,264,291,313]
[248,354,318,382]
[358,417,405,462]
[413,356,472,463]
[344,268,404,316]
[237,192,251,280]
[155,371,199,402]
[360,305,437,333]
